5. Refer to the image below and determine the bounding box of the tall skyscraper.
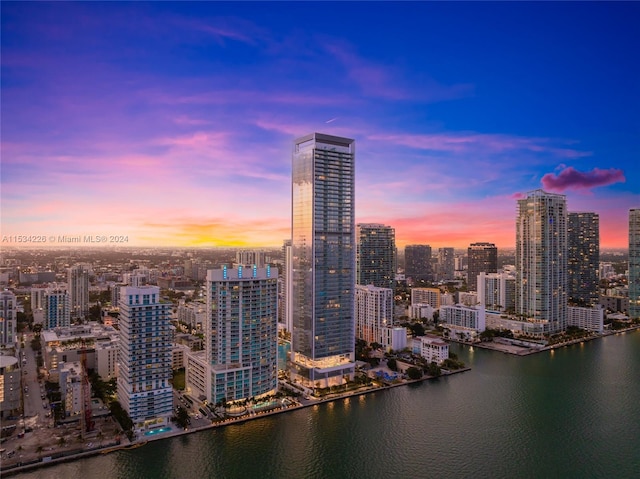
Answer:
[291,133,355,387]
[278,239,293,334]
[68,265,89,321]
[206,266,279,403]
[437,247,455,281]
[356,223,396,289]
[516,190,568,333]
[629,209,640,320]
[405,244,432,282]
[567,212,599,306]
[467,243,498,292]
[0,290,17,347]
[117,285,172,433]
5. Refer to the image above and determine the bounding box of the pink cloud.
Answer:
[541,166,626,192]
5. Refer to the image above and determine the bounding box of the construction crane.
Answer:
[80,338,94,434]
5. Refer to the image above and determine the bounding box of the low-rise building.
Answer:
[440,304,486,332]
[380,326,407,352]
[485,311,550,338]
[59,361,84,417]
[567,306,604,333]
[413,335,449,364]
[458,291,478,307]
[42,322,119,380]
[408,303,435,321]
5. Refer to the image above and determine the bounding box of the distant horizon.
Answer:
[0,244,631,255]
[2,3,638,249]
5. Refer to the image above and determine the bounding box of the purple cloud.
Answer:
[541,166,626,192]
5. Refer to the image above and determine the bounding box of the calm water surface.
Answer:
[20,331,640,479]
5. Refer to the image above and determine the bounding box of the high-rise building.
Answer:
[516,190,568,333]
[356,223,396,289]
[405,245,432,282]
[206,266,279,403]
[44,284,70,329]
[68,265,89,321]
[290,133,356,387]
[567,212,599,306]
[278,240,293,334]
[235,250,267,268]
[411,287,441,309]
[467,243,498,292]
[117,285,172,433]
[477,272,516,312]
[437,247,455,281]
[0,290,17,347]
[355,285,393,345]
[629,209,640,320]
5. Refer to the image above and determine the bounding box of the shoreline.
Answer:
[449,324,640,356]
[6,328,637,476]
[0,368,469,477]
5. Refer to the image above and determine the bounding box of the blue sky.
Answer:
[2,1,638,248]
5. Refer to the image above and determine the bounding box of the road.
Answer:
[20,333,52,431]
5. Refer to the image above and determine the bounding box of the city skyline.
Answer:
[2,2,639,249]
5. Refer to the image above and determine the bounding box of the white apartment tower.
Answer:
[516,190,568,333]
[477,272,516,312]
[206,266,279,404]
[117,285,172,432]
[291,133,356,387]
[355,285,394,345]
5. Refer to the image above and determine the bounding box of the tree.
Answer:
[174,406,191,429]
[110,401,134,437]
[425,361,441,377]
[89,304,101,321]
[406,367,422,380]
[387,358,398,371]
[409,323,425,337]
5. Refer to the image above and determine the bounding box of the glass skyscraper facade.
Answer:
[516,190,567,333]
[356,223,396,289]
[291,133,355,387]
[437,247,455,281]
[467,242,498,292]
[405,244,432,282]
[629,209,640,320]
[567,212,599,306]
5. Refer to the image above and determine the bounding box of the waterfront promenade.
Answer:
[1,368,467,477]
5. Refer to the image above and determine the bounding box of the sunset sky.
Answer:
[2,2,638,249]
